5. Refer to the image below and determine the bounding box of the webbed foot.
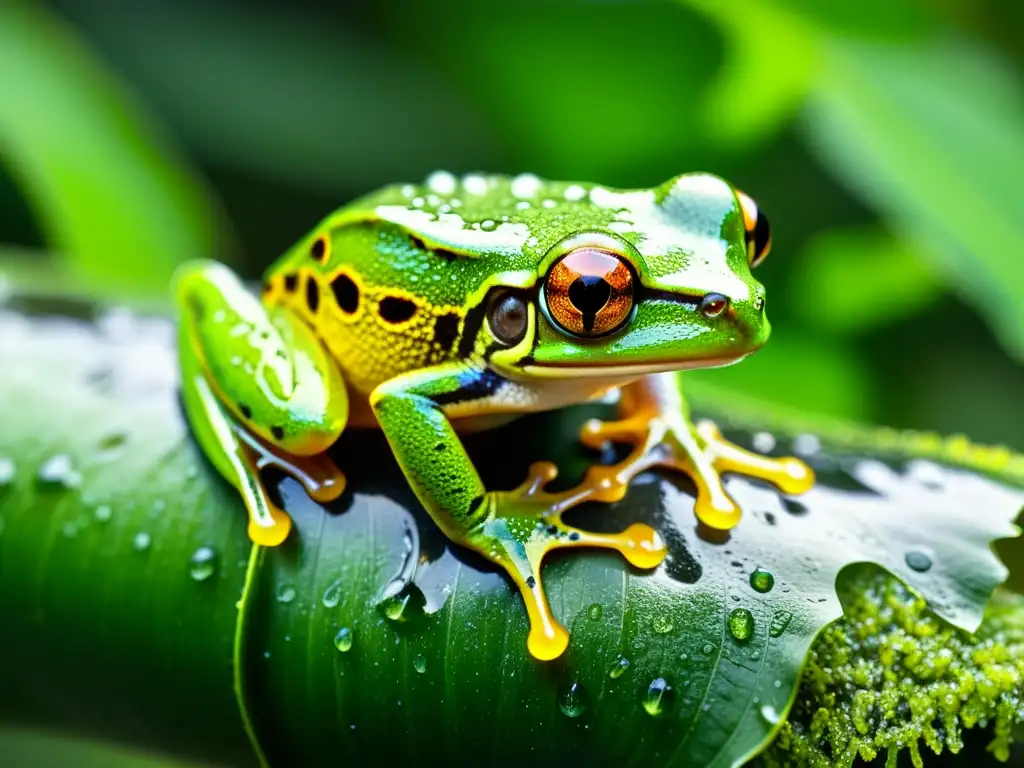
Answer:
[466,461,667,660]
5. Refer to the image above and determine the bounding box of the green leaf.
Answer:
[788,226,943,336]
[0,294,1020,767]
[803,38,1024,362]
[0,3,226,298]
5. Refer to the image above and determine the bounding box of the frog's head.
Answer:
[486,172,773,382]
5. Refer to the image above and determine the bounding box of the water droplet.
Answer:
[652,615,674,634]
[558,681,588,718]
[377,582,426,622]
[334,627,353,652]
[0,457,16,487]
[905,550,933,573]
[587,603,603,621]
[702,643,715,655]
[132,532,151,551]
[322,578,342,608]
[189,546,217,582]
[276,583,296,603]
[760,704,781,725]
[603,656,629,679]
[413,653,427,674]
[751,432,776,453]
[728,608,755,642]
[749,568,775,593]
[770,609,793,638]
[792,434,821,456]
[643,678,675,717]
[479,219,497,232]
[36,454,82,490]
[94,504,112,523]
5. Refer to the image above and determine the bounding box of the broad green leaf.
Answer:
[803,38,1024,362]
[0,295,1020,767]
[0,3,226,298]
[688,330,877,421]
[788,227,943,335]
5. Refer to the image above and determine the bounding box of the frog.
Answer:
[173,170,814,661]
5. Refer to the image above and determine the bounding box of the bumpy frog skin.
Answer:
[174,171,814,660]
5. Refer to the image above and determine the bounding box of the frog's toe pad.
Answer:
[247,508,292,547]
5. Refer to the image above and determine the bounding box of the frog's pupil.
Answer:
[568,276,612,333]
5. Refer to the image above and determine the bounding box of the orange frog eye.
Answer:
[544,248,634,337]
[737,191,771,267]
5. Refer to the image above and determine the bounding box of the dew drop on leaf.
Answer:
[643,677,675,717]
[760,704,781,725]
[189,546,217,582]
[905,550,933,572]
[750,568,775,593]
[608,656,630,678]
[94,504,112,523]
[334,627,353,653]
[587,603,603,621]
[276,583,297,603]
[558,681,588,718]
[728,608,755,642]
[413,654,427,674]
[36,454,82,490]
[322,578,342,608]
[132,532,151,551]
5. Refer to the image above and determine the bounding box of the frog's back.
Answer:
[259,171,660,403]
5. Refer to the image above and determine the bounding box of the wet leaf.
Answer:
[0,3,226,298]
[0,296,1020,768]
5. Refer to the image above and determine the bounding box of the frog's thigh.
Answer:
[178,324,292,546]
[581,372,814,530]
[175,260,348,457]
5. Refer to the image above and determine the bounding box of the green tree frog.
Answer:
[174,171,814,660]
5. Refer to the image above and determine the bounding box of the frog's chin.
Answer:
[516,352,750,380]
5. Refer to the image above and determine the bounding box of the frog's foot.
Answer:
[465,461,667,661]
[235,426,346,504]
[580,404,814,531]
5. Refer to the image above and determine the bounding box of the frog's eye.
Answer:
[488,291,529,346]
[737,191,771,267]
[544,248,634,337]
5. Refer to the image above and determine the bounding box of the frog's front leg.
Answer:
[370,364,667,661]
[579,372,814,530]
[175,260,349,546]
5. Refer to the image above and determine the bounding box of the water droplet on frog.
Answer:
[608,656,630,678]
[652,615,674,634]
[702,643,715,655]
[322,578,342,608]
[276,583,296,603]
[760,704,781,725]
[728,608,755,642]
[132,532,151,551]
[36,454,82,490]
[558,681,588,718]
[94,504,112,523]
[905,550,932,573]
[0,457,16,488]
[413,653,427,674]
[642,678,675,717]
[479,219,497,232]
[189,546,217,582]
[750,568,775,593]
[587,603,603,621]
[334,627,353,653]
[769,610,793,638]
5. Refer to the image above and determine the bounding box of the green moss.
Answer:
[762,567,1024,767]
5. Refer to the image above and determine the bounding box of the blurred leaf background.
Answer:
[0,0,1022,764]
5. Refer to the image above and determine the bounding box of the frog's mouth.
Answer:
[518,353,750,379]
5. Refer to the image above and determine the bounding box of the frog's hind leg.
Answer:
[175,260,349,546]
[578,372,815,531]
